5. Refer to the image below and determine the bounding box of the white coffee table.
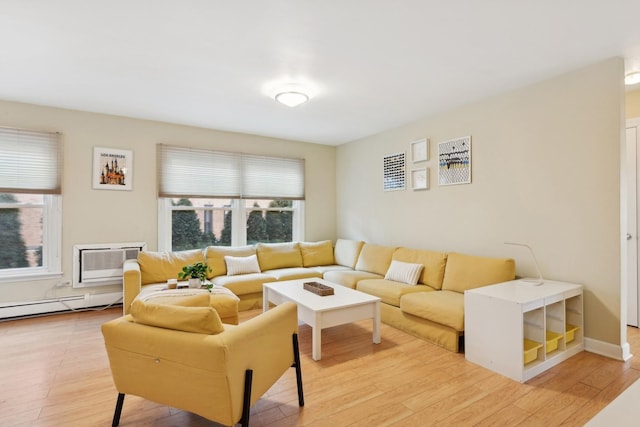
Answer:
[263,279,381,361]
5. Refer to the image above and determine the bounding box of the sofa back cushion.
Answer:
[138,249,204,285]
[393,247,448,290]
[355,243,396,276]
[256,242,303,271]
[334,239,365,268]
[300,240,335,267]
[441,252,516,293]
[205,245,256,278]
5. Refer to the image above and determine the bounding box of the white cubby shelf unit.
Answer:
[464,280,584,383]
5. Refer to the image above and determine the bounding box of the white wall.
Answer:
[336,58,624,346]
[0,101,337,304]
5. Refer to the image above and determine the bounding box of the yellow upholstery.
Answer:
[137,249,204,285]
[205,245,256,278]
[130,299,225,335]
[323,269,382,289]
[212,272,277,296]
[392,247,448,290]
[102,301,303,427]
[299,240,335,266]
[356,279,434,307]
[333,238,364,268]
[354,243,397,276]
[400,290,465,331]
[256,242,303,271]
[263,267,322,281]
[441,252,516,293]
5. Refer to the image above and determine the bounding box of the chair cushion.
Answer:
[225,254,261,275]
[138,249,205,285]
[333,239,365,268]
[256,242,303,271]
[392,247,448,290]
[130,299,225,335]
[357,279,434,306]
[400,291,465,331]
[300,240,335,267]
[441,252,516,293]
[355,244,396,276]
[384,260,423,285]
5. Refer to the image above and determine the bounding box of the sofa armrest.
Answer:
[122,259,142,315]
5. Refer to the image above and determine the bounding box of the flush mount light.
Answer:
[625,71,640,86]
[274,91,309,107]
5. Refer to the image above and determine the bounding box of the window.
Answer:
[0,127,62,280]
[157,145,304,251]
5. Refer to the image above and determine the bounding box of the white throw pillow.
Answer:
[225,254,261,276]
[384,260,424,285]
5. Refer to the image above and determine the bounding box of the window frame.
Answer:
[157,198,304,251]
[0,194,62,282]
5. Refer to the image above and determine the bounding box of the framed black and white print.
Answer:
[92,147,133,191]
[383,152,405,191]
[438,136,471,186]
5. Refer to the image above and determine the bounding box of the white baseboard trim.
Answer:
[584,337,633,361]
[0,292,123,320]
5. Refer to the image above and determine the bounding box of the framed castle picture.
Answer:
[92,147,133,191]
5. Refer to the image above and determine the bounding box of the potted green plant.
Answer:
[178,262,212,289]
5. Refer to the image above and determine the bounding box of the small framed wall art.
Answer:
[438,136,471,186]
[410,138,429,163]
[92,147,133,191]
[383,152,406,191]
[411,168,428,190]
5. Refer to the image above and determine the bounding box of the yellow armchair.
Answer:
[102,301,304,427]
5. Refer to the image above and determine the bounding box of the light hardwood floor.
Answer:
[1,307,640,427]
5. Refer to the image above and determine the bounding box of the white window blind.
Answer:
[0,127,63,195]
[242,154,305,199]
[158,144,305,199]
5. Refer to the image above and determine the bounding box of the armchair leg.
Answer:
[112,393,125,427]
[292,333,304,407]
[240,369,253,427]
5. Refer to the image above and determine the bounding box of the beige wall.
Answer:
[627,88,640,118]
[0,100,337,303]
[337,58,624,346]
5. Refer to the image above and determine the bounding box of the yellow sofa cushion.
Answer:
[393,247,448,290]
[334,239,364,268]
[299,240,335,267]
[357,279,434,307]
[138,249,205,286]
[355,243,396,276]
[441,252,516,293]
[205,245,256,278]
[212,272,277,296]
[130,299,225,335]
[323,270,382,289]
[400,290,465,331]
[256,242,303,271]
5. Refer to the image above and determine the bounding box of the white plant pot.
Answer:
[188,278,201,289]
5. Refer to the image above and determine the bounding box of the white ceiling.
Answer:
[2,1,640,146]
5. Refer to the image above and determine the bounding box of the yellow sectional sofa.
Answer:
[123,239,515,352]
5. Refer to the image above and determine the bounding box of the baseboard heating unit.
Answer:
[0,292,123,320]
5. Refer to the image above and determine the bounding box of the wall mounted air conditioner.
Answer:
[72,242,146,288]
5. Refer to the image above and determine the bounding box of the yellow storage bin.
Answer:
[566,324,579,343]
[524,339,542,365]
[546,331,562,353]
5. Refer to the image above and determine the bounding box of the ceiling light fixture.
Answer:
[625,71,640,86]
[275,91,309,107]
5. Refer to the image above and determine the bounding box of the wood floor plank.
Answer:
[1,307,639,427]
